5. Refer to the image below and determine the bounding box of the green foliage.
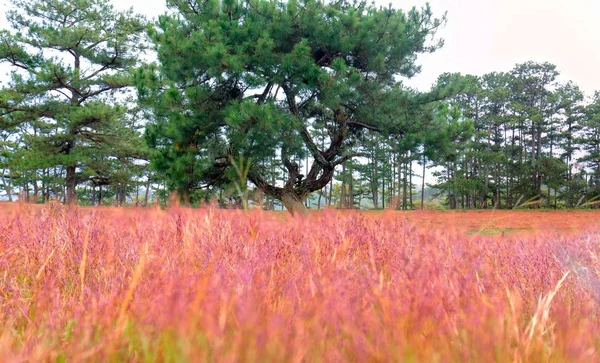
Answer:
[427,62,600,210]
[138,0,448,210]
[0,0,148,204]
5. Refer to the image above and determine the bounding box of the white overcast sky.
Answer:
[1,0,599,95]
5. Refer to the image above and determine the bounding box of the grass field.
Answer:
[1,203,600,361]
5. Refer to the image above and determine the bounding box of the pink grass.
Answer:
[0,204,599,361]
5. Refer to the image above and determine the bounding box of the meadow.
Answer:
[1,204,600,361]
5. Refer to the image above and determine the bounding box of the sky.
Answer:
[398,0,600,96]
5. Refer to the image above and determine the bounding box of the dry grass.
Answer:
[0,204,599,361]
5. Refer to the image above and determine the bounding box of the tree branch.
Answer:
[347,120,381,132]
[333,152,367,166]
[78,85,127,104]
[247,170,283,199]
[282,157,301,189]
[281,84,330,167]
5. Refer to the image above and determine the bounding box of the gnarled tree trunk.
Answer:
[243,109,367,216]
[281,190,309,216]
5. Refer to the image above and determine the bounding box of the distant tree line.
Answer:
[323,63,600,210]
[0,0,598,211]
[427,64,600,209]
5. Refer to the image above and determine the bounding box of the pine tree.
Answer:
[138,0,454,214]
[0,0,147,204]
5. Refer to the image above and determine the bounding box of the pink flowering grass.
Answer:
[0,204,599,361]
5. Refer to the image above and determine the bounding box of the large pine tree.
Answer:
[138,0,455,214]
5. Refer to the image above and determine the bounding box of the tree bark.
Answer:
[452,164,458,209]
[317,189,323,209]
[348,164,354,209]
[44,168,50,202]
[382,178,386,209]
[281,191,309,216]
[328,178,333,207]
[371,149,379,209]
[409,156,413,209]
[421,154,426,210]
[144,179,151,207]
[65,164,77,205]
[398,153,403,210]
[340,163,346,208]
[32,178,39,203]
[1,176,13,202]
[392,138,397,201]
[402,158,407,210]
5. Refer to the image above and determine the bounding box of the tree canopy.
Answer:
[0,0,148,204]
[137,0,451,213]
